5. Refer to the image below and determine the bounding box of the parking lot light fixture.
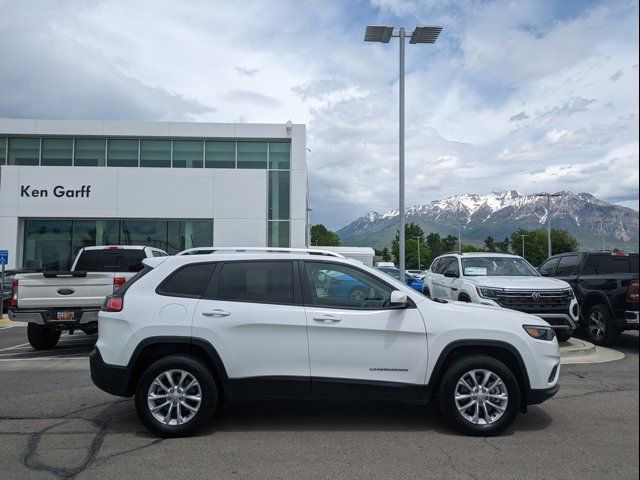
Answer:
[364,23,442,280]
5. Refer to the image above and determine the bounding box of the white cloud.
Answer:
[0,0,637,228]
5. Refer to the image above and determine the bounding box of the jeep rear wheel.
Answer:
[27,323,61,350]
[438,354,520,436]
[135,355,217,437]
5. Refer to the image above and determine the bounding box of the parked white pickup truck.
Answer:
[8,246,167,349]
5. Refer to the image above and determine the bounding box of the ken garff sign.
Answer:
[20,185,92,198]
[0,250,8,265]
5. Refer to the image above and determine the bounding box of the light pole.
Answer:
[519,234,528,259]
[365,24,442,280]
[456,222,463,252]
[535,192,563,258]
[600,220,606,251]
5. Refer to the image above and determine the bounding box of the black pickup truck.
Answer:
[539,251,639,345]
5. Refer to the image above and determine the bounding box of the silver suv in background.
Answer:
[423,252,579,341]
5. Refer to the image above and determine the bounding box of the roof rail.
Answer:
[176,247,345,258]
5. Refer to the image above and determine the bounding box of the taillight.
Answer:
[9,279,18,308]
[627,279,639,302]
[102,295,123,312]
[113,277,126,293]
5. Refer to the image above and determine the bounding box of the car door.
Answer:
[301,260,427,399]
[437,257,460,299]
[429,258,447,299]
[192,260,310,395]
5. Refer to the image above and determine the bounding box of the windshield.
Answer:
[461,257,538,277]
[378,268,416,282]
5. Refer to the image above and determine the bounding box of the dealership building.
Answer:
[0,119,307,270]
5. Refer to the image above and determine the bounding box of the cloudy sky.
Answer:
[1,0,638,229]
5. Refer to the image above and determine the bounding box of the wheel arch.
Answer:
[581,292,612,320]
[426,340,531,407]
[126,336,230,398]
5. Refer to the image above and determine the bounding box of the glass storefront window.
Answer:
[0,137,6,165]
[8,137,39,166]
[205,141,235,168]
[268,221,290,248]
[41,138,73,166]
[268,171,290,220]
[173,141,203,168]
[74,139,106,166]
[107,139,139,167]
[167,220,213,254]
[140,140,171,168]
[237,141,267,169]
[120,220,168,251]
[23,220,73,270]
[269,142,290,169]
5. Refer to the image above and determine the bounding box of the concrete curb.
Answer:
[559,338,625,365]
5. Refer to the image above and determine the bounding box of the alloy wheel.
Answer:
[147,369,202,426]
[588,311,606,341]
[454,369,509,426]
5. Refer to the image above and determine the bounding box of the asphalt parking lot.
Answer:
[0,324,637,480]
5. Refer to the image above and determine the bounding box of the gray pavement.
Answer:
[0,327,637,480]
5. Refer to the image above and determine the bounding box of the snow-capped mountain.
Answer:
[337,191,639,251]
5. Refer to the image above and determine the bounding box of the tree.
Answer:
[381,247,392,262]
[461,244,485,252]
[310,224,341,246]
[496,237,510,253]
[484,235,497,252]
[509,228,579,266]
[391,223,429,269]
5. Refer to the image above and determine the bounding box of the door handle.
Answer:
[202,309,230,317]
[313,315,341,323]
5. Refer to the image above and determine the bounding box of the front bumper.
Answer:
[90,348,133,397]
[8,308,99,326]
[527,384,559,405]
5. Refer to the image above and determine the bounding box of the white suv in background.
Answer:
[423,252,579,341]
[91,248,560,437]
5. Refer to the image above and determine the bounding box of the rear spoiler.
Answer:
[42,271,88,278]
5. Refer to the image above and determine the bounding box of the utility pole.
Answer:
[600,221,606,250]
[519,234,528,260]
[535,193,563,258]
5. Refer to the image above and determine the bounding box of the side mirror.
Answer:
[444,270,459,278]
[390,290,408,307]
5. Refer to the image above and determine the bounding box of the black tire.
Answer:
[438,354,520,436]
[27,323,61,349]
[135,355,218,438]
[556,331,573,342]
[457,293,471,303]
[585,304,620,346]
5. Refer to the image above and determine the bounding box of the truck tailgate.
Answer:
[16,272,116,309]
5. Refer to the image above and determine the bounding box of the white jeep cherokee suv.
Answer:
[91,248,560,437]
[423,252,580,341]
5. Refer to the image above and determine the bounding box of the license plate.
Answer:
[56,311,75,321]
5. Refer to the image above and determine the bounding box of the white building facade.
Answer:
[0,119,307,269]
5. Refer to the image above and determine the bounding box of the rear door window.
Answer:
[583,254,639,274]
[75,249,147,272]
[210,261,295,305]
[156,263,216,298]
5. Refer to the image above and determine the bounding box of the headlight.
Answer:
[476,286,502,298]
[523,325,556,341]
[564,288,575,299]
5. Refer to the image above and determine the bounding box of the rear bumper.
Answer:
[622,311,639,330]
[527,384,559,405]
[8,308,99,326]
[90,348,132,397]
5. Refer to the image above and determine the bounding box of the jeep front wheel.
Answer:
[438,354,520,436]
[135,355,218,437]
